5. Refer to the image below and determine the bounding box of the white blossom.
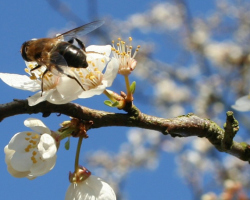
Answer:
[232,95,250,112]
[4,118,57,179]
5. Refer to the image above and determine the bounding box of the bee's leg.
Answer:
[40,69,48,96]
[30,64,42,72]
[54,65,85,91]
[65,74,85,91]
[75,38,86,51]
[68,38,74,44]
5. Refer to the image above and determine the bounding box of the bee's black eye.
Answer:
[21,41,31,61]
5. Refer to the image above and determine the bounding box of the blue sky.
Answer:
[0,1,216,199]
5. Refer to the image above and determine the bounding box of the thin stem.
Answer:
[124,75,132,101]
[74,137,84,172]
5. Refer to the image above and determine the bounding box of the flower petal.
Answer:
[78,85,106,98]
[103,58,119,87]
[24,118,51,134]
[37,133,57,159]
[232,95,250,112]
[7,132,33,151]
[0,73,40,92]
[29,155,56,177]
[27,90,53,106]
[86,45,111,57]
[65,175,116,200]
[10,151,33,172]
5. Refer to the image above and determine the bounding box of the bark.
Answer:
[1,99,250,162]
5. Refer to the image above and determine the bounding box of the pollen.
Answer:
[31,134,39,139]
[31,156,37,164]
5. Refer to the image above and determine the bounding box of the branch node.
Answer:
[223,111,239,149]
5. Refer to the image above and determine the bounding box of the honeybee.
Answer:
[20,20,104,93]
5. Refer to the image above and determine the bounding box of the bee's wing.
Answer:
[50,52,85,90]
[49,52,70,77]
[56,20,104,42]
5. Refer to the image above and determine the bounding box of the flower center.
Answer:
[111,37,140,75]
[70,61,103,90]
[24,132,41,164]
[25,62,60,91]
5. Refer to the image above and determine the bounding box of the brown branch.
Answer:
[1,99,250,162]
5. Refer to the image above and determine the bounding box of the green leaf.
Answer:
[112,101,119,107]
[130,81,136,94]
[104,100,119,107]
[64,138,70,150]
[104,100,113,107]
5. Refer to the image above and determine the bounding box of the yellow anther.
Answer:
[129,37,133,41]
[28,64,34,69]
[32,151,37,156]
[118,38,121,41]
[26,132,32,136]
[29,72,37,80]
[31,156,37,164]
[31,134,39,139]
[90,75,96,80]
[25,137,30,141]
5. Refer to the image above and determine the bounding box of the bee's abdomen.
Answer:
[55,42,88,68]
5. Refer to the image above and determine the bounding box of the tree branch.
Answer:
[1,99,250,162]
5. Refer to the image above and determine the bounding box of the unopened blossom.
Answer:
[4,118,57,179]
[111,37,140,76]
[65,176,116,200]
[65,167,116,200]
[232,95,250,112]
[0,45,119,106]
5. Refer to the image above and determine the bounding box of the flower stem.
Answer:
[124,75,132,102]
[74,137,84,172]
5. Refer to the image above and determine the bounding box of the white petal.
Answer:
[29,155,56,177]
[103,58,119,87]
[0,73,41,92]
[27,91,53,106]
[65,175,116,200]
[232,95,250,112]
[4,145,14,164]
[86,45,111,57]
[37,134,57,159]
[24,118,51,134]
[86,176,116,200]
[7,132,33,151]
[10,151,33,172]
[56,77,82,98]
[78,85,106,98]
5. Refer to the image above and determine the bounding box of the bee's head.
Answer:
[20,41,32,62]
[20,38,38,62]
